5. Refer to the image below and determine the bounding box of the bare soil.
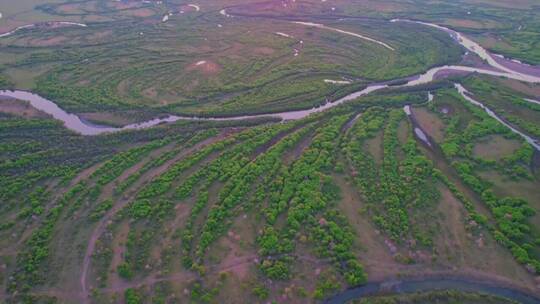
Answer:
[472,135,522,160]
[412,107,446,143]
[0,98,51,118]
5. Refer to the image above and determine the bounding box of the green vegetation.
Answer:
[463,76,540,138]
[1,0,540,303]
[344,107,440,247]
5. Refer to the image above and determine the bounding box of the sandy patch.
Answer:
[187,4,201,12]
[186,60,221,75]
[324,79,351,84]
[275,32,293,38]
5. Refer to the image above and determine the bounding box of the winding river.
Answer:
[1,13,539,149]
[0,21,87,38]
[455,84,540,151]
[324,278,540,304]
[2,10,540,303]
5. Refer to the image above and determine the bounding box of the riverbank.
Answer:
[325,275,540,304]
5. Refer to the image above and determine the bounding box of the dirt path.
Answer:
[107,221,130,292]
[80,134,231,303]
[98,253,329,295]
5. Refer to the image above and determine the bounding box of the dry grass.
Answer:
[412,107,446,143]
[472,135,522,161]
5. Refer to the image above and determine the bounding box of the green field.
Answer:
[1,0,540,303]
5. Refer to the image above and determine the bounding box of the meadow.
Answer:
[0,0,539,303]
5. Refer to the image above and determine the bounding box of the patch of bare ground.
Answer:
[142,87,158,99]
[122,8,156,18]
[280,252,332,303]
[433,185,536,291]
[185,60,222,76]
[364,130,383,165]
[396,118,409,145]
[97,252,258,297]
[414,146,539,292]
[443,18,497,30]
[56,3,85,14]
[20,36,68,47]
[491,77,540,98]
[472,135,522,160]
[0,98,50,118]
[412,107,445,143]
[421,145,492,216]
[473,33,514,50]
[205,199,259,281]
[214,235,254,280]
[116,78,130,97]
[460,51,496,71]
[333,173,400,281]
[107,221,130,291]
[82,15,113,23]
[150,200,193,274]
[253,46,276,55]
[85,30,113,41]
[478,169,540,229]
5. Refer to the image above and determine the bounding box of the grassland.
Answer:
[1,0,540,303]
[1,80,539,303]
[0,0,462,118]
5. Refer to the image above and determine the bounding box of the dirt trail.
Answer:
[80,134,230,303]
[107,221,130,291]
[99,253,327,294]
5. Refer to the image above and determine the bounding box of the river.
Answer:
[1,13,539,143]
[455,84,540,151]
[324,278,540,304]
[3,10,540,304]
[0,21,87,38]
